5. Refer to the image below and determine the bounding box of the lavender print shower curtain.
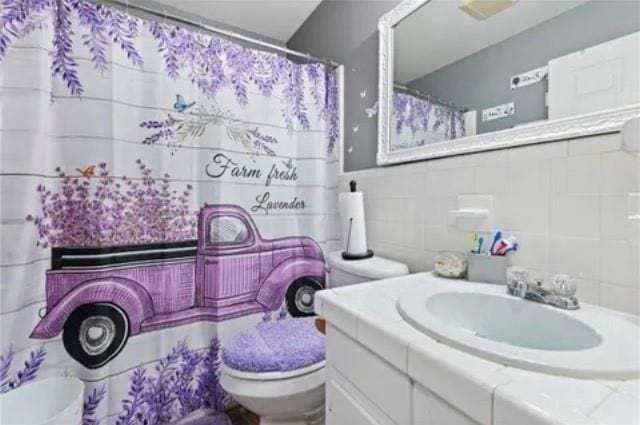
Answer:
[0,0,340,423]
[392,91,465,150]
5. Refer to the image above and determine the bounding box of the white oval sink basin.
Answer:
[426,292,602,351]
[397,277,640,379]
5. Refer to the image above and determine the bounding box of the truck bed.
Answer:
[51,240,198,270]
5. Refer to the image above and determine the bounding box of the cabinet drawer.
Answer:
[326,366,395,425]
[326,326,411,424]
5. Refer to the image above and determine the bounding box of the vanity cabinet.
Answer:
[325,326,480,425]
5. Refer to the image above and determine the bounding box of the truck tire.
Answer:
[63,303,129,369]
[286,277,324,317]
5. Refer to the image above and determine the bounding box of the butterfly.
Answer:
[365,101,378,118]
[360,90,366,98]
[281,158,294,170]
[352,125,359,133]
[173,94,195,113]
[76,165,96,178]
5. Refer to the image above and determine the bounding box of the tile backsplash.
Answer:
[339,133,640,315]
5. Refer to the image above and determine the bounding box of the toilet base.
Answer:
[259,405,324,425]
[221,364,325,425]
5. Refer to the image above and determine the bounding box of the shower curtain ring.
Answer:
[124,0,129,14]
[163,9,167,24]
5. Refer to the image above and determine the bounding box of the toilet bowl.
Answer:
[221,362,325,425]
[327,251,410,287]
[221,255,409,425]
[221,317,326,425]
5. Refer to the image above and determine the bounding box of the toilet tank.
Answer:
[327,251,409,288]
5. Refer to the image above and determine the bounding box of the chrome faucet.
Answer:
[506,270,580,310]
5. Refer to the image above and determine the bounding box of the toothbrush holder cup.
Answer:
[467,253,509,285]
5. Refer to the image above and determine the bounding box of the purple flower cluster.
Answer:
[26,160,197,248]
[0,346,46,394]
[0,0,53,57]
[0,0,340,153]
[116,338,231,425]
[140,118,176,146]
[82,385,107,425]
[325,71,339,154]
[393,91,465,141]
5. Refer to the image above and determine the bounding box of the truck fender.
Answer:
[30,277,154,339]
[256,258,326,310]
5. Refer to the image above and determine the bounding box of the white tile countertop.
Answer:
[315,272,640,425]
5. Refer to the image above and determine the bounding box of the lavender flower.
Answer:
[0,346,15,393]
[325,70,339,154]
[0,0,54,58]
[52,0,82,95]
[82,385,107,425]
[27,160,197,247]
[116,368,147,425]
[72,0,108,72]
[195,338,231,412]
[1,346,46,392]
[115,338,231,424]
[102,6,142,67]
[392,91,464,143]
[306,62,325,118]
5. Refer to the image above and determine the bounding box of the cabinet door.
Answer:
[326,366,396,425]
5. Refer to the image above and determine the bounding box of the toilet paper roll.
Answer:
[339,192,368,255]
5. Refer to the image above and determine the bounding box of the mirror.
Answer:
[378,0,640,165]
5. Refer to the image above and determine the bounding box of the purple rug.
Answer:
[222,317,325,373]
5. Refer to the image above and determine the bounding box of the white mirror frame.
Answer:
[377,0,640,166]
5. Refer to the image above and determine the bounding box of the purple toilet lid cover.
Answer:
[222,317,325,373]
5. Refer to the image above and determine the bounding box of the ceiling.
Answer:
[140,0,323,43]
[394,0,589,84]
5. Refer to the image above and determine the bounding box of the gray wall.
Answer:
[288,0,400,172]
[289,0,639,171]
[407,0,640,135]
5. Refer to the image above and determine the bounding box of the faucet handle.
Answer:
[550,274,578,297]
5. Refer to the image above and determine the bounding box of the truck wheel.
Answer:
[286,277,324,317]
[63,303,129,369]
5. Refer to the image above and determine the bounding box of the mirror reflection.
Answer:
[391,0,639,151]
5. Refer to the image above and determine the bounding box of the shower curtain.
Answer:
[0,0,340,423]
[392,91,465,150]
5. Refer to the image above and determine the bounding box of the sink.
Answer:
[397,276,640,379]
[425,292,602,351]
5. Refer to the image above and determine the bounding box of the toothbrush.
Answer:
[489,231,502,255]
[477,236,484,254]
[469,233,477,252]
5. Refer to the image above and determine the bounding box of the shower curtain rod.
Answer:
[105,0,340,68]
[394,83,468,113]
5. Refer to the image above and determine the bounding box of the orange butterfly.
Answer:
[76,165,96,178]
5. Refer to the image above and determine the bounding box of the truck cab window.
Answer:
[208,216,249,244]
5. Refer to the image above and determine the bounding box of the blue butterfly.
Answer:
[173,94,195,112]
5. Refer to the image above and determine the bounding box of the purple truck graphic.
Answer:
[30,204,326,369]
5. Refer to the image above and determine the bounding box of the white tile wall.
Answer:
[339,133,640,315]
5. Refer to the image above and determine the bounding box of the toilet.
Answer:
[327,251,410,287]
[221,317,326,425]
[221,255,409,425]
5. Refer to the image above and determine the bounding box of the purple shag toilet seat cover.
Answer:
[222,317,325,373]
